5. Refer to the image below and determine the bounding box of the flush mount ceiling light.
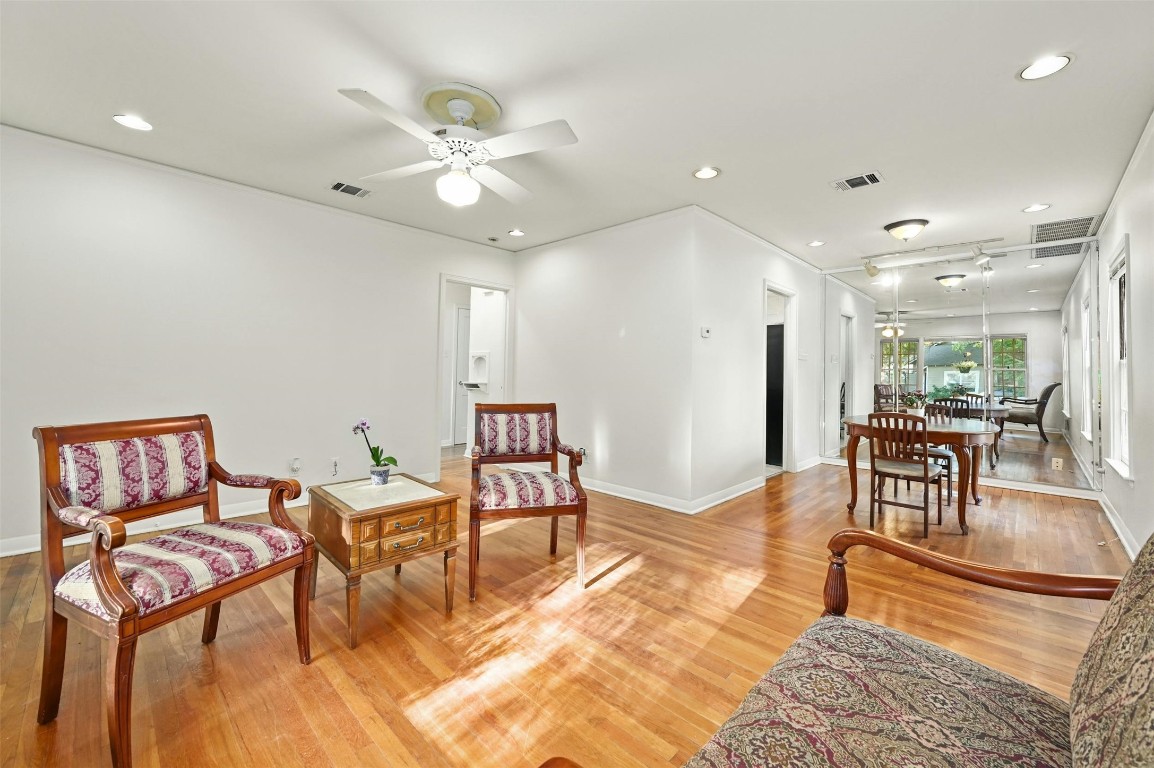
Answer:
[864,260,881,278]
[1022,203,1051,213]
[508,228,525,237]
[884,219,929,241]
[112,114,152,131]
[935,274,966,288]
[1020,55,1071,81]
[807,241,825,247]
[693,167,720,180]
[436,167,481,206]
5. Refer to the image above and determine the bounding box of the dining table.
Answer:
[842,414,1000,534]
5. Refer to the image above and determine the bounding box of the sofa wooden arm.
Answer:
[208,461,302,532]
[822,529,1121,616]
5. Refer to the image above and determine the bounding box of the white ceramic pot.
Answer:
[369,465,391,485]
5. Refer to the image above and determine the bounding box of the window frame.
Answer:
[1106,236,1132,479]
[989,335,1028,400]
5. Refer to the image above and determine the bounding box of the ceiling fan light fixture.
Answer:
[436,168,481,207]
[935,273,966,288]
[884,219,929,241]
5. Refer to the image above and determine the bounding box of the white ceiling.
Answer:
[3,1,1153,315]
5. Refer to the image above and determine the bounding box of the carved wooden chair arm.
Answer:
[208,462,304,534]
[823,528,1120,616]
[556,442,583,466]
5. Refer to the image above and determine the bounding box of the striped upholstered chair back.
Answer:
[475,404,559,471]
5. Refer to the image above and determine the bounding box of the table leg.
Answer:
[989,418,1003,469]
[346,576,362,649]
[394,564,402,575]
[970,445,983,505]
[845,435,861,513]
[444,548,457,613]
[955,446,971,535]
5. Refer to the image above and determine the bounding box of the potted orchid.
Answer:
[902,391,928,417]
[353,419,397,485]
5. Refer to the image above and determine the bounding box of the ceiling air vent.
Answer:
[1030,214,1101,259]
[330,182,372,199]
[830,170,884,192]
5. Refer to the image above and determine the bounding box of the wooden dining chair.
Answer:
[919,403,955,505]
[933,396,971,418]
[868,412,943,538]
[873,384,897,411]
[965,392,989,413]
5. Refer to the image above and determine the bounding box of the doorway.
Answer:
[840,314,854,445]
[764,286,790,472]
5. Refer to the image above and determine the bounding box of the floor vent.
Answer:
[331,182,372,199]
[830,170,884,192]
[1030,214,1101,259]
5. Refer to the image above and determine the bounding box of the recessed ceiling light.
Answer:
[112,114,152,131]
[807,241,825,247]
[884,219,929,241]
[1020,55,1071,81]
[906,299,918,304]
[508,228,525,237]
[1026,263,1043,269]
[1026,289,1040,293]
[693,167,720,180]
[947,313,956,317]
[1029,307,1040,311]
[1022,203,1051,213]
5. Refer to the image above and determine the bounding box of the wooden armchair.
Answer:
[34,415,314,768]
[873,383,897,411]
[1001,382,1061,442]
[469,403,588,601]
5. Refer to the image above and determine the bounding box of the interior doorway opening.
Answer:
[437,276,512,479]
[764,285,793,475]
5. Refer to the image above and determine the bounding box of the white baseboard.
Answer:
[1099,493,1140,561]
[581,475,765,515]
[0,498,309,558]
[795,455,823,472]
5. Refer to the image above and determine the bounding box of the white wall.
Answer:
[513,207,824,513]
[0,127,515,554]
[1094,110,1154,555]
[894,311,1065,431]
[823,277,876,454]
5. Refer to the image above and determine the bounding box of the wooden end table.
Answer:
[308,474,459,648]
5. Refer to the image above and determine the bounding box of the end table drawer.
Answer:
[434,522,455,545]
[384,510,431,535]
[381,531,432,558]
[435,503,454,524]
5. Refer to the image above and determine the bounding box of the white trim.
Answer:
[0,126,513,256]
[0,498,309,558]
[1099,106,1154,233]
[581,475,766,516]
[795,455,823,472]
[1099,492,1139,561]
[825,274,876,304]
[525,207,697,253]
[691,207,820,273]
[1069,432,1098,490]
[1104,457,1132,483]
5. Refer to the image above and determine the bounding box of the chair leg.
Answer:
[37,607,68,724]
[1037,423,1049,442]
[937,478,943,525]
[550,516,559,556]
[468,519,480,602]
[869,475,878,529]
[106,634,137,768]
[292,561,312,664]
[922,482,929,538]
[200,601,221,644]
[576,512,586,589]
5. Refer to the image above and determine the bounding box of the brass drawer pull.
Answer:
[393,516,425,531]
[392,536,425,552]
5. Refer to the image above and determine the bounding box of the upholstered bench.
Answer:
[683,529,1152,768]
[34,415,314,768]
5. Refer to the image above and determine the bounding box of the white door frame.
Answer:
[452,306,471,445]
[764,280,798,472]
[434,273,514,482]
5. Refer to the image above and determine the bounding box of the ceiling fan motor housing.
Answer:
[430,126,492,167]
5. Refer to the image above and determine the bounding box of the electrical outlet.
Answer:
[289,457,301,476]
[331,457,340,477]
[1051,457,1064,471]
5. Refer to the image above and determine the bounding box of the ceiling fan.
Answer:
[339,82,577,207]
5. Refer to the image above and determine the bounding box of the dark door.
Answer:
[766,325,784,465]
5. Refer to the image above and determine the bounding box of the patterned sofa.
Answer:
[683,529,1153,768]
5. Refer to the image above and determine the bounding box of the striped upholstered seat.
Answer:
[55,520,304,620]
[477,470,581,510]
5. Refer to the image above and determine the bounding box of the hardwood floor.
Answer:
[1,460,1129,768]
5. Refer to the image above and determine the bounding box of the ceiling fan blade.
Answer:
[471,165,532,204]
[339,88,441,144]
[359,160,444,183]
[478,119,577,160]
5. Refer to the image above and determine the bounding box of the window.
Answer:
[880,340,918,392]
[1108,244,1130,475]
[990,337,1028,399]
